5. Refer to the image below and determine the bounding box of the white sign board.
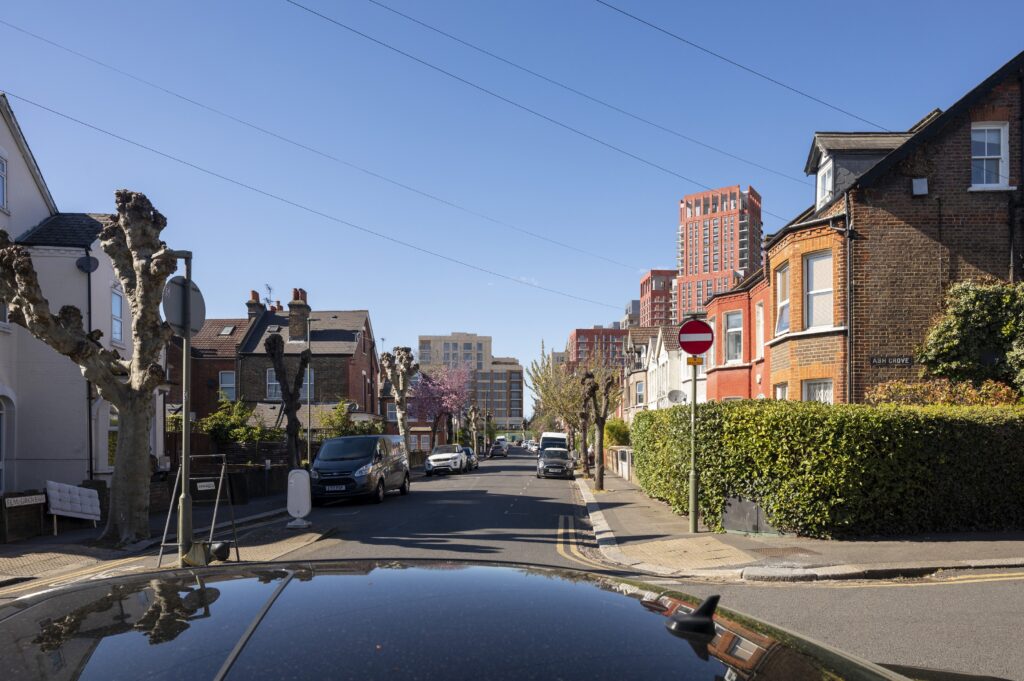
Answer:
[196,481,216,491]
[5,494,46,508]
[287,469,312,519]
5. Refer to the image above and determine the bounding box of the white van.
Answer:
[495,435,508,452]
[538,431,569,456]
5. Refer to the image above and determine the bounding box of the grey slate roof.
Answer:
[241,310,369,355]
[804,132,913,174]
[17,213,109,248]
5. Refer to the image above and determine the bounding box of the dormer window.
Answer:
[816,157,834,209]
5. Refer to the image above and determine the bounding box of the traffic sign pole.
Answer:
[178,255,193,565]
[678,318,714,534]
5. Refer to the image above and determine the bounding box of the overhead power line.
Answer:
[363,0,809,186]
[283,0,793,224]
[591,0,890,132]
[0,17,633,270]
[3,90,620,310]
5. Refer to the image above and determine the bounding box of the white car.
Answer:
[425,445,467,476]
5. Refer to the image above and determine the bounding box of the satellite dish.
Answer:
[75,256,99,273]
[667,390,685,404]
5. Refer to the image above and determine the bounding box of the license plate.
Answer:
[325,485,347,492]
[549,468,562,473]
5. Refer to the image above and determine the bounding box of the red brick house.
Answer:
[166,317,253,422]
[236,289,380,429]
[706,50,1024,403]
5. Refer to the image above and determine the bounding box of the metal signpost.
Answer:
[162,258,206,566]
[678,318,714,534]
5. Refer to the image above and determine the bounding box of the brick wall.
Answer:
[238,354,350,404]
[849,77,1023,400]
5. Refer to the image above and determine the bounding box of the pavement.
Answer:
[576,471,1024,582]
[0,491,289,588]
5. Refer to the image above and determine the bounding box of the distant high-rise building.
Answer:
[621,299,640,329]
[417,332,523,429]
[640,269,676,327]
[676,185,762,319]
[566,326,627,367]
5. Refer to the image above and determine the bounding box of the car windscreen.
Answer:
[432,445,461,454]
[317,437,378,461]
[540,438,567,449]
[541,450,570,460]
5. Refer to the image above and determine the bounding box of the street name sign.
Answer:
[686,356,704,366]
[679,319,714,355]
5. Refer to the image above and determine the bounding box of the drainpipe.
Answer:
[85,246,94,481]
[844,192,854,404]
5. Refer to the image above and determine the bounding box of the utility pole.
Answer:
[306,317,319,465]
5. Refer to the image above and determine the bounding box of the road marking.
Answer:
[832,571,1024,589]
[557,515,612,572]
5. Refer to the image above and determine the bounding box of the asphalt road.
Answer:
[287,447,589,569]
[283,446,1024,680]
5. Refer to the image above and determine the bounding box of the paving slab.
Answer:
[576,472,1024,582]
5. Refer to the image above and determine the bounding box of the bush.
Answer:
[321,401,385,437]
[631,401,1024,537]
[865,378,1020,406]
[604,418,630,446]
[199,398,283,445]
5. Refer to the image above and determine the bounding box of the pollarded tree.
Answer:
[0,190,176,544]
[584,368,620,491]
[264,333,311,469]
[381,347,418,444]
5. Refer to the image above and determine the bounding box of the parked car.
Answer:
[462,446,479,470]
[310,435,410,505]
[425,445,467,475]
[537,447,574,479]
[489,442,507,458]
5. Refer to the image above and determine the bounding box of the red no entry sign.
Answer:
[678,319,714,355]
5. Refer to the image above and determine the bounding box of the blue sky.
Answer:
[4,0,1024,413]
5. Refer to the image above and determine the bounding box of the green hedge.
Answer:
[631,401,1024,537]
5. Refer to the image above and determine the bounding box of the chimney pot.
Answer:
[250,290,259,302]
[246,289,265,319]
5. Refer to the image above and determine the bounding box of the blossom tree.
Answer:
[414,366,471,450]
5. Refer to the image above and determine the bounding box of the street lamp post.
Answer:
[306,317,319,465]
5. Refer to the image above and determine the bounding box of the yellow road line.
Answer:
[833,573,1024,589]
[0,554,146,597]
[557,515,612,572]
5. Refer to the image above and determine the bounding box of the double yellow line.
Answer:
[833,570,1024,589]
[556,515,612,572]
[0,554,146,599]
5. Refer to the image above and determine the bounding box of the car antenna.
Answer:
[665,595,719,640]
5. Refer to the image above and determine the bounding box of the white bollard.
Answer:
[287,469,312,529]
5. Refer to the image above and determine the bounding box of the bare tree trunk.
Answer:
[594,415,605,491]
[105,401,154,543]
[579,413,590,478]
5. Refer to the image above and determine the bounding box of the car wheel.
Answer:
[400,474,411,495]
[425,470,433,477]
[312,497,324,507]
[372,480,385,504]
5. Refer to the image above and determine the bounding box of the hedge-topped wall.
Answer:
[630,401,1024,538]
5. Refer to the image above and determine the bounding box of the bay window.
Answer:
[804,251,834,329]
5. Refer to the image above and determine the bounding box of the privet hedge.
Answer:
[630,401,1024,538]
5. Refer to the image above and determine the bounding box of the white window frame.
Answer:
[725,311,743,363]
[707,317,716,368]
[111,289,124,345]
[635,381,644,406]
[754,303,764,360]
[266,368,282,401]
[775,265,790,335]
[219,371,236,402]
[803,251,834,330]
[387,402,397,422]
[802,379,834,404]
[970,122,1010,189]
[816,157,834,209]
[0,155,7,212]
[774,383,788,400]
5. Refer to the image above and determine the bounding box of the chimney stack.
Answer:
[288,287,311,339]
[246,289,265,320]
